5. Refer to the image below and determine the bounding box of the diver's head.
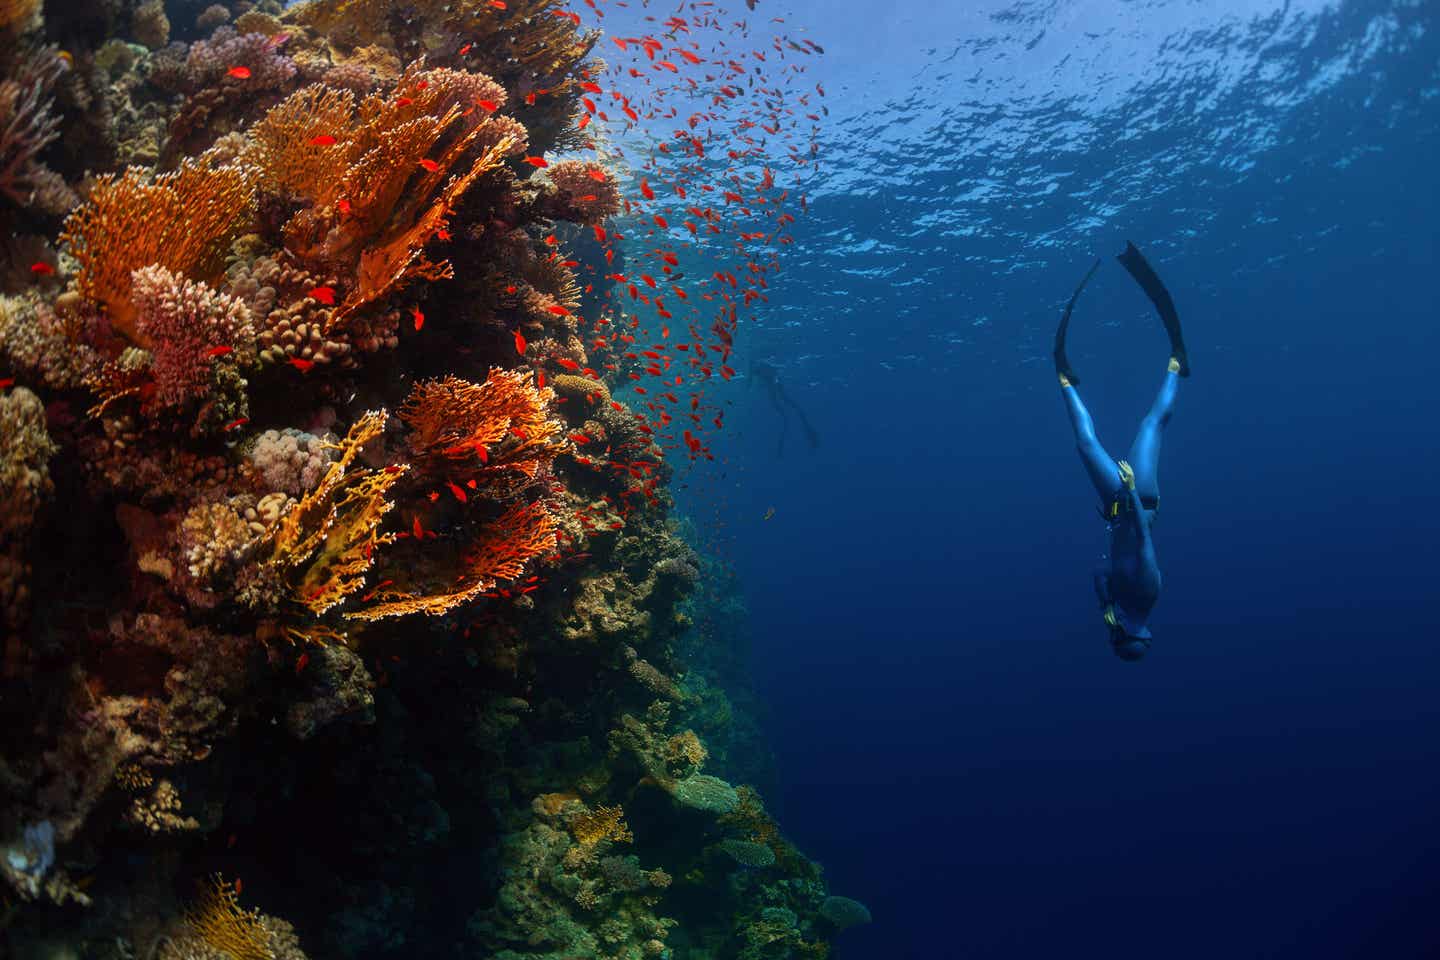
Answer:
[1109,626,1151,662]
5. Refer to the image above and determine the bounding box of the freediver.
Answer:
[749,359,820,457]
[1055,241,1190,661]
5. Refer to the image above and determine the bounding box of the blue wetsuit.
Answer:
[1061,367,1180,641]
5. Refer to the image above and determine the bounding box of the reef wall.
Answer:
[0,1,859,958]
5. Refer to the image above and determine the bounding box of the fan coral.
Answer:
[400,369,560,474]
[60,156,256,342]
[180,876,273,960]
[346,499,557,620]
[258,410,406,617]
[130,264,255,411]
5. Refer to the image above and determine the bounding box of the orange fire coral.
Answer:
[346,499,557,621]
[251,66,525,328]
[59,154,255,343]
[183,875,271,960]
[400,369,561,478]
[259,410,408,616]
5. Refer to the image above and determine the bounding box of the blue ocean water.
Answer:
[656,0,1440,956]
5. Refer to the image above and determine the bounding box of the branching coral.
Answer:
[0,46,76,217]
[130,264,255,412]
[545,159,621,225]
[59,155,256,342]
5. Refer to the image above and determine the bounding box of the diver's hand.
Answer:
[1117,460,1136,490]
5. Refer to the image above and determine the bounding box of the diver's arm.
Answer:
[1116,461,1153,554]
[1122,484,1153,553]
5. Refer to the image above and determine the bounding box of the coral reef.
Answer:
[0,1,855,958]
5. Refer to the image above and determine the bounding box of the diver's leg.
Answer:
[1061,382,1122,502]
[1125,361,1181,499]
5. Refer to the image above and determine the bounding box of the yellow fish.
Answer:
[763,507,775,521]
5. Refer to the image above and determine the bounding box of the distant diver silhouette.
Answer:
[1055,241,1189,661]
[749,360,820,457]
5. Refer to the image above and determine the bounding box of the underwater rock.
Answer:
[285,643,376,740]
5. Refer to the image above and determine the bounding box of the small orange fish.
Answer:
[288,357,314,373]
[587,168,607,182]
[459,42,473,55]
[640,179,655,200]
[411,305,424,331]
[204,345,234,358]
[30,262,54,276]
[310,134,337,146]
[547,304,570,316]
[396,96,414,106]
[513,330,527,354]
[478,99,498,112]
[296,653,309,675]
[524,156,549,168]
[446,481,467,503]
[226,66,251,79]
[556,358,580,371]
[308,286,336,305]
[336,198,352,215]
[489,0,506,7]
[0,378,14,390]
[235,878,243,895]
[418,158,439,172]
[223,417,248,431]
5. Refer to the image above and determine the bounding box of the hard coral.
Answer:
[545,159,621,225]
[130,264,255,412]
[60,155,255,342]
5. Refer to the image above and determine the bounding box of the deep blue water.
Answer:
[653,0,1440,956]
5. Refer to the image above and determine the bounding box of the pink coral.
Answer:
[183,26,297,94]
[131,265,254,411]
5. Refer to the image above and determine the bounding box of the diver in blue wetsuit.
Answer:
[1054,242,1190,661]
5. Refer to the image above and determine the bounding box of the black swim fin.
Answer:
[1054,258,1102,385]
[1117,241,1189,377]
